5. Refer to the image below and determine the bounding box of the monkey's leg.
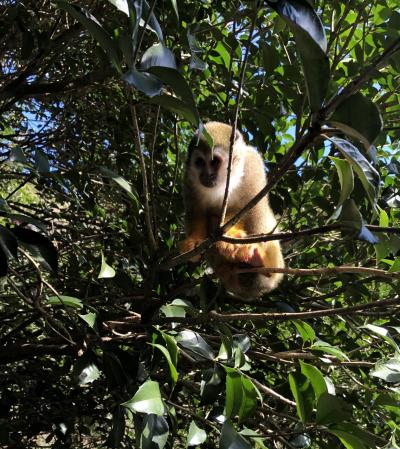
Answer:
[215,225,249,262]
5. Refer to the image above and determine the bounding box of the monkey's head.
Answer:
[186,122,245,196]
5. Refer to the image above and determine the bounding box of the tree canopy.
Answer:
[1,0,400,448]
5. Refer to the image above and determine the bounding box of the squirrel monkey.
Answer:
[181,122,284,299]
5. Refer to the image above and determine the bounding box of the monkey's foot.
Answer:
[235,246,271,277]
[180,238,204,262]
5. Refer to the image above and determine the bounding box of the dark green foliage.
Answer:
[1,0,400,448]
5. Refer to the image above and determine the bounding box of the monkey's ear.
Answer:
[235,130,243,142]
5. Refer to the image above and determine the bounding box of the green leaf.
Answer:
[362,324,400,352]
[7,147,29,165]
[389,257,400,272]
[140,44,176,71]
[261,41,280,73]
[57,1,121,72]
[300,361,328,401]
[338,199,379,245]
[107,0,129,15]
[220,420,252,449]
[200,365,224,405]
[268,0,329,111]
[376,235,400,262]
[99,166,140,208]
[73,352,101,385]
[177,330,215,361]
[329,93,383,147]
[289,373,307,424]
[224,368,243,419]
[35,149,50,174]
[187,26,207,71]
[151,343,178,385]
[160,299,192,319]
[237,376,260,422]
[123,67,163,97]
[329,157,354,211]
[141,0,164,43]
[47,295,83,309]
[169,0,179,21]
[187,421,207,447]
[0,225,18,259]
[292,320,316,344]
[140,414,169,449]
[371,357,400,383]
[239,428,268,449]
[160,331,179,369]
[79,312,97,328]
[98,251,116,279]
[329,423,377,449]
[148,67,197,110]
[267,0,327,51]
[12,227,58,271]
[327,137,380,210]
[311,340,349,361]
[316,393,352,425]
[150,95,199,126]
[122,380,165,415]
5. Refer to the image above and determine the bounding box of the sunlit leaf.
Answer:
[300,361,328,401]
[98,251,116,279]
[140,44,176,71]
[187,421,207,447]
[338,199,379,244]
[122,380,165,415]
[177,330,214,361]
[140,414,169,449]
[327,137,380,210]
[329,156,354,212]
[151,343,178,385]
[47,295,83,309]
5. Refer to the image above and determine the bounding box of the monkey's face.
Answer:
[191,147,226,188]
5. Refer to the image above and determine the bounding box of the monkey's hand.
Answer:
[180,237,204,262]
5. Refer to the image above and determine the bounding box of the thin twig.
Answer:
[155,297,399,324]
[220,2,259,226]
[149,105,160,244]
[245,375,296,407]
[129,98,157,252]
[236,265,400,280]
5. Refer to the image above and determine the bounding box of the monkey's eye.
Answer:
[210,157,221,168]
[195,157,205,168]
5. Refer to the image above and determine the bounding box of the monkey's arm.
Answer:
[180,208,209,261]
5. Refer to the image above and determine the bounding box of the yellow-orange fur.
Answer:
[181,122,284,298]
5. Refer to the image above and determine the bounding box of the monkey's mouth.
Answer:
[200,177,217,188]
